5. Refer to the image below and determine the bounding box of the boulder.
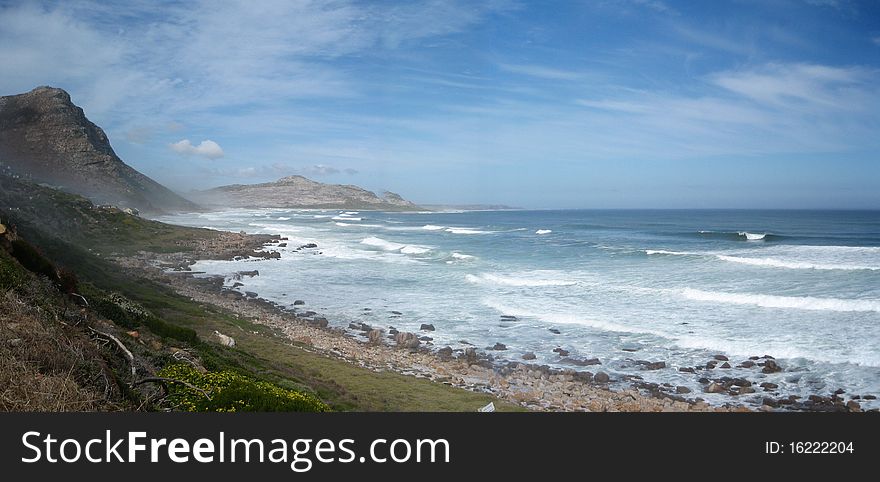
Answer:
[552,347,570,357]
[675,386,692,394]
[548,328,561,334]
[437,346,454,357]
[212,330,235,347]
[738,361,755,368]
[463,347,478,363]
[719,362,731,369]
[394,332,420,349]
[561,357,600,367]
[522,352,537,360]
[713,355,729,361]
[761,359,782,373]
[293,300,305,305]
[308,317,329,328]
[420,323,435,331]
[492,343,507,351]
[705,382,726,394]
[593,371,610,383]
[367,329,383,345]
[638,360,666,370]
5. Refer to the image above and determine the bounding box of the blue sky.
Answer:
[1,0,879,208]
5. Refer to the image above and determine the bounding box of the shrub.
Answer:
[156,364,329,412]
[92,292,198,343]
[92,292,151,329]
[0,250,27,290]
[10,239,58,282]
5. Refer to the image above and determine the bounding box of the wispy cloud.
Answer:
[497,63,586,80]
[710,63,875,111]
[170,139,224,159]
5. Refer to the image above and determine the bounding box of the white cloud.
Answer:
[710,63,874,111]
[170,139,224,159]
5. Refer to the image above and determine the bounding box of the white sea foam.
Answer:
[466,272,577,287]
[645,249,694,256]
[714,255,879,270]
[535,229,552,235]
[400,245,431,255]
[360,236,404,251]
[738,231,766,241]
[451,252,476,260]
[481,298,661,336]
[332,216,362,221]
[422,225,446,230]
[646,245,880,271]
[360,237,430,255]
[446,227,493,235]
[681,288,880,312]
[276,217,291,221]
[344,212,359,215]
[313,215,331,218]
[335,222,383,228]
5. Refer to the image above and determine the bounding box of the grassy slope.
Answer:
[1,177,522,411]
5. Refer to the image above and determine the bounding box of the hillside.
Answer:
[192,175,421,210]
[0,175,517,412]
[0,86,198,214]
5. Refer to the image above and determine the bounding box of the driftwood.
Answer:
[88,327,136,377]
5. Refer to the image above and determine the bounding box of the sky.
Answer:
[1,0,879,209]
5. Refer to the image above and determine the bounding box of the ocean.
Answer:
[158,209,880,409]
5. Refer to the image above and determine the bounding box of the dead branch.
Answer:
[69,292,89,307]
[133,377,212,400]
[88,327,136,377]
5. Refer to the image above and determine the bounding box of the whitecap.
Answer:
[451,252,476,260]
[681,288,880,312]
[466,272,577,287]
[332,216,362,221]
[400,246,431,255]
[738,231,766,241]
[360,237,430,255]
[645,249,694,256]
[535,229,552,235]
[446,227,493,235]
[422,225,446,231]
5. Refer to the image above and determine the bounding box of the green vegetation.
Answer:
[1,175,525,412]
[0,249,27,291]
[9,239,58,282]
[157,364,329,412]
[90,291,198,344]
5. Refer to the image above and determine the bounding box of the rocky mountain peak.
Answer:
[0,86,198,214]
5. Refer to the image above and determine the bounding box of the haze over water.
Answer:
[160,209,880,408]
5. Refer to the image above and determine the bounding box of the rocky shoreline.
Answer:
[112,232,872,413]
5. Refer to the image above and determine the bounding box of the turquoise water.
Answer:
[159,209,880,408]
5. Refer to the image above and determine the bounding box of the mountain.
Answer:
[192,175,421,210]
[0,86,198,214]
